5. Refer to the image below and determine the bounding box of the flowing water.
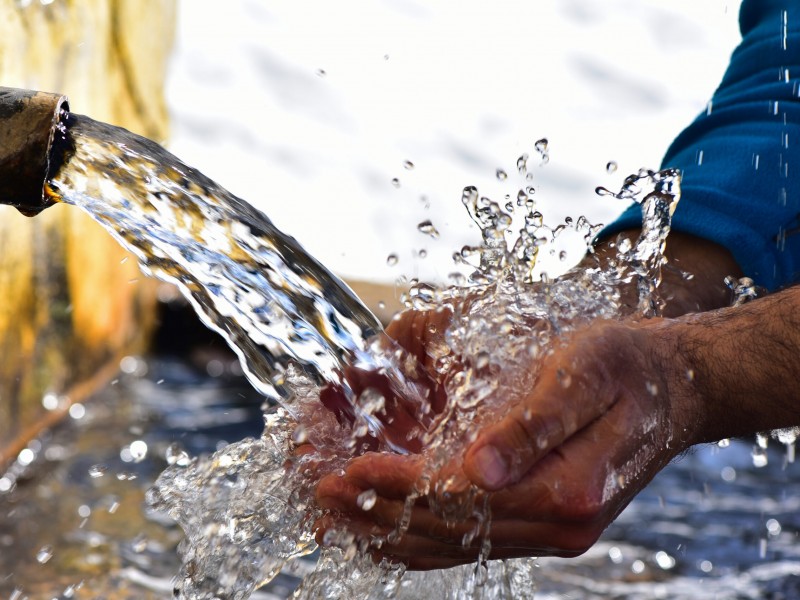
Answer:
[4,110,797,599]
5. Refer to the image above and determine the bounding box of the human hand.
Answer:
[314,317,701,568]
[315,306,454,454]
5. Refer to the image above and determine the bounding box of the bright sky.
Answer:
[166,0,743,284]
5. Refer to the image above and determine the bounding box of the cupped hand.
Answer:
[314,317,703,569]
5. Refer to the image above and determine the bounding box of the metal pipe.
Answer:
[0,87,69,215]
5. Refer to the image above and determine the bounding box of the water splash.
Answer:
[46,117,687,599]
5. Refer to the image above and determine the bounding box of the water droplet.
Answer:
[617,237,633,253]
[608,546,623,564]
[391,178,400,188]
[129,440,148,463]
[403,160,414,170]
[645,382,658,396]
[516,153,529,174]
[418,249,428,259]
[557,369,572,388]
[292,426,309,445]
[686,368,695,381]
[88,465,108,478]
[718,438,731,448]
[386,253,399,266]
[595,186,615,198]
[752,446,768,468]
[356,489,377,511]
[495,168,508,181]
[315,68,326,78]
[417,220,439,238]
[535,138,550,164]
[606,161,618,174]
[559,250,567,261]
[475,352,490,369]
[767,518,782,536]
[166,442,191,466]
[655,551,675,570]
[36,545,54,564]
[721,466,736,482]
[132,535,148,553]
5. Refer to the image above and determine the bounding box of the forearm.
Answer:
[660,286,800,444]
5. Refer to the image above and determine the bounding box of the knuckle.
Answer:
[505,410,563,457]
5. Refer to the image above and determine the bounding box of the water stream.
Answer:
[4,110,791,599]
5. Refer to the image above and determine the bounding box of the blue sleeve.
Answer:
[604,0,800,291]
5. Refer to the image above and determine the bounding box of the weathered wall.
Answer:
[0,0,176,461]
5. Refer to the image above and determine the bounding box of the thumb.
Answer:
[463,328,622,491]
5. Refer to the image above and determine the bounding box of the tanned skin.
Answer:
[311,230,799,570]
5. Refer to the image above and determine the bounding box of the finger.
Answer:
[342,452,428,500]
[463,323,627,490]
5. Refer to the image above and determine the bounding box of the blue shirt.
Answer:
[605,0,800,291]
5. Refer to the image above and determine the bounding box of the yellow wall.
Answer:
[0,0,176,460]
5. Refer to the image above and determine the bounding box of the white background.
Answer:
[166,0,744,284]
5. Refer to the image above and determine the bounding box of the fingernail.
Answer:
[472,445,508,488]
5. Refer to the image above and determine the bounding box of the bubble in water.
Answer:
[417,220,440,238]
[88,464,108,478]
[403,160,415,170]
[356,489,377,511]
[495,168,508,181]
[386,253,399,266]
[475,352,490,369]
[36,545,54,564]
[606,161,618,174]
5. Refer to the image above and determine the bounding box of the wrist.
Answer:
[588,229,742,318]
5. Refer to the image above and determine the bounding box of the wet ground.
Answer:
[2,343,799,599]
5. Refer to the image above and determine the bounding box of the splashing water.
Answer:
[45,110,684,599]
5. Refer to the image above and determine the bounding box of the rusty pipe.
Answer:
[0,87,69,215]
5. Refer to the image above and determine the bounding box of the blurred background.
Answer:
[165,0,742,284]
[13,2,800,599]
